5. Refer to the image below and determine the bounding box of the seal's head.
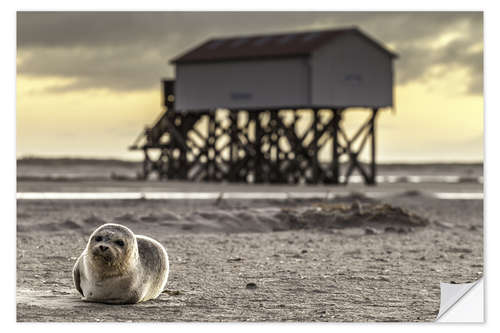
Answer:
[87,223,137,268]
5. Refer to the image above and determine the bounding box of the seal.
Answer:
[72,223,169,304]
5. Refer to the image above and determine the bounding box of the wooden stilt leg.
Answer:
[368,108,379,185]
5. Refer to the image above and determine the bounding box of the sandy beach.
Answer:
[16,170,483,322]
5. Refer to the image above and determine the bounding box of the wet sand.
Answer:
[16,182,483,322]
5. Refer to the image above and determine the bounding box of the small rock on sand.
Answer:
[227,257,243,262]
[246,283,257,290]
[447,247,473,254]
[140,214,159,222]
[434,221,454,229]
[163,290,181,296]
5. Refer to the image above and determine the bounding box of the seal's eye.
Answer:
[95,236,102,242]
[115,240,125,247]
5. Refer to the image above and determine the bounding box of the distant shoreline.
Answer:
[16,156,483,168]
[16,157,142,167]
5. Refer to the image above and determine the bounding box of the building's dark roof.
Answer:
[170,27,398,64]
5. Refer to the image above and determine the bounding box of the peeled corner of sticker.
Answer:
[436,278,483,322]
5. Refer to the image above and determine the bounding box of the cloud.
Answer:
[17,12,483,95]
[18,45,170,92]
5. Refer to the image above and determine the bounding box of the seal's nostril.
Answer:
[99,245,108,252]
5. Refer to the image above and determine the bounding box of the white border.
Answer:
[5,1,498,331]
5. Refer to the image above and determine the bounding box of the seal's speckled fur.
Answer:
[73,223,169,304]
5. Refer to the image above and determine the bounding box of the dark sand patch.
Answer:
[83,214,108,225]
[114,213,139,223]
[16,196,431,235]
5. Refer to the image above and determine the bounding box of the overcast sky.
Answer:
[16,12,483,162]
[17,12,483,94]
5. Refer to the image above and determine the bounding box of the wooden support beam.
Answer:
[253,112,263,183]
[270,109,282,183]
[229,112,237,182]
[311,109,319,183]
[207,111,216,181]
[368,108,379,185]
[332,109,341,184]
[142,148,151,180]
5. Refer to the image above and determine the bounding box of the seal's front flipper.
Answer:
[72,257,84,297]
